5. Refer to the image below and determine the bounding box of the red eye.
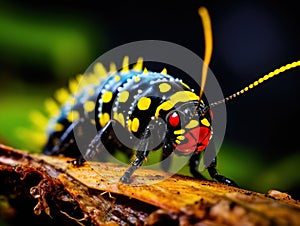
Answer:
[168,111,180,127]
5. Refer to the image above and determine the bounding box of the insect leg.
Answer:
[204,141,238,186]
[45,119,84,157]
[72,120,116,166]
[207,157,238,187]
[120,126,152,184]
[160,135,174,171]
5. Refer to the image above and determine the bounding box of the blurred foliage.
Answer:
[0,0,299,204]
[0,10,93,78]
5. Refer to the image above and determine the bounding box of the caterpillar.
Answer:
[28,7,300,185]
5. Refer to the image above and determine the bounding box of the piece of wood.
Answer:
[0,144,299,225]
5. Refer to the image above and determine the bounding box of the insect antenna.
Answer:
[196,7,213,111]
[210,60,300,108]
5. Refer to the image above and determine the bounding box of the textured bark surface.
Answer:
[0,144,299,226]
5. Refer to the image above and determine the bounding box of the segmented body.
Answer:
[43,57,213,163]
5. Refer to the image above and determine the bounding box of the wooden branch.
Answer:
[0,144,299,225]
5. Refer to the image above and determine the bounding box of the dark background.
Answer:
[0,0,299,201]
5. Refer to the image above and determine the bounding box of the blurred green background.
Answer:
[0,0,299,211]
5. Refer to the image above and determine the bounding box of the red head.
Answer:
[166,101,212,155]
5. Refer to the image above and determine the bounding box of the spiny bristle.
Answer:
[20,56,146,151]
[93,62,107,77]
[54,88,70,105]
[76,74,83,82]
[109,62,117,73]
[121,56,129,74]
[29,110,49,130]
[68,78,79,94]
[143,67,149,74]
[133,57,143,71]
[86,73,101,86]
[44,98,60,117]
[161,68,167,75]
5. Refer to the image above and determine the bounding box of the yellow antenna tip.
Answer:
[198,7,209,18]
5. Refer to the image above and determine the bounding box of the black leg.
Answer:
[160,135,174,171]
[203,140,238,187]
[72,120,116,166]
[120,150,150,184]
[189,152,206,180]
[189,140,238,186]
[120,126,151,184]
[83,120,115,161]
[45,119,84,157]
[207,157,238,187]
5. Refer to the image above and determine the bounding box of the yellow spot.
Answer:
[161,68,167,75]
[134,76,140,82]
[54,88,70,104]
[67,110,80,122]
[90,119,96,125]
[133,57,143,71]
[84,101,95,113]
[99,112,110,127]
[115,75,121,82]
[174,129,185,135]
[177,135,185,141]
[102,91,113,103]
[44,98,60,117]
[89,88,95,96]
[94,62,107,77]
[119,91,130,103]
[114,112,125,127]
[121,56,129,74]
[185,120,199,129]
[201,118,210,127]
[54,123,64,132]
[131,118,140,132]
[137,97,151,110]
[159,83,171,93]
[170,91,199,103]
[175,140,181,144]
[155,101,174,117]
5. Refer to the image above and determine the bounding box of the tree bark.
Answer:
[0,144,299,226]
